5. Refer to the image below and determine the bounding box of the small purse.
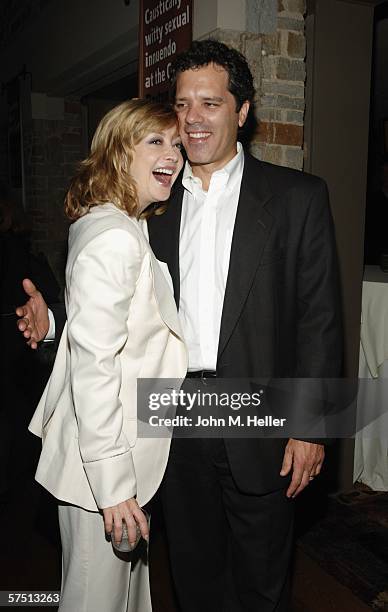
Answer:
[111,510,150,552]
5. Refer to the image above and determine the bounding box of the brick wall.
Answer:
[206,0,306,170]
[24,97,83,286]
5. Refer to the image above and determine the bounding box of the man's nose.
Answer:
[185,104,203,124]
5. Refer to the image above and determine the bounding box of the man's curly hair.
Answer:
[169,39,255,111]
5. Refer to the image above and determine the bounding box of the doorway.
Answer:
[82,72,138,149]
[304,0,387,489]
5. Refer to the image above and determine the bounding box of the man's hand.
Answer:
[15,279,49,349]
[280,438,325,498]
[102,498,149,548]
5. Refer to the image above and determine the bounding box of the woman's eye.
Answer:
[174,143,183,150]
[150,139,162,145]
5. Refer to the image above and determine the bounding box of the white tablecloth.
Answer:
[354,266,388,490]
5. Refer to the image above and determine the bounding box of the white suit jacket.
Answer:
[29,203,187,511]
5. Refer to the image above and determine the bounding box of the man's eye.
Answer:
[175,103,186,110]
[205,102,218,107]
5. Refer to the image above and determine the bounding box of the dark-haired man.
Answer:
[17,40,342,612]
[148,40,342,611]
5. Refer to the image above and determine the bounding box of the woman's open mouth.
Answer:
[152,167,174,187]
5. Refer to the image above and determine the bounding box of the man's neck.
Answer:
[190,147,239,192]
[190,164,215,192]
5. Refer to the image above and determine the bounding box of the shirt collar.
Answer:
[182,142,244,195]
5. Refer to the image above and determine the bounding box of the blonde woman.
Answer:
[28,100,186,611]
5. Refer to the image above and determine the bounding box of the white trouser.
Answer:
[58,504,152,612]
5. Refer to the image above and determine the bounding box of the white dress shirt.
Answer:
[46,308,55,341]
[179,142,244,371]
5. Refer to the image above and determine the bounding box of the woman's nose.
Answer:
[164,145,179,161]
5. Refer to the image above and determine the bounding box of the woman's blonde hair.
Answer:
[65,99,179,221]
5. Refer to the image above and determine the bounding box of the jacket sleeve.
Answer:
[34,302,66,368]
[67,227,143,509]
[51,302,67,342]
[294,179,343,444]
[295,178,343,377]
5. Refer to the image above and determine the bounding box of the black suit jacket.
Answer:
[148,151,343,494]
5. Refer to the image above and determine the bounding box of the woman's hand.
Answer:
[102,498,149,547]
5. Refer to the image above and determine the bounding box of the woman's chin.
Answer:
[156,190,171,202]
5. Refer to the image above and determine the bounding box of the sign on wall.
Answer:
[138,0,192,99]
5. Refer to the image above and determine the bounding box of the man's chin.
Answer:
[184,150,213,165]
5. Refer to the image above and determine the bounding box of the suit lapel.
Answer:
[166,184,183,306]
[217,154,274,360]
[148,181,183,307]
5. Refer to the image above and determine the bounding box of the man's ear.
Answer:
[238,101,250,128]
